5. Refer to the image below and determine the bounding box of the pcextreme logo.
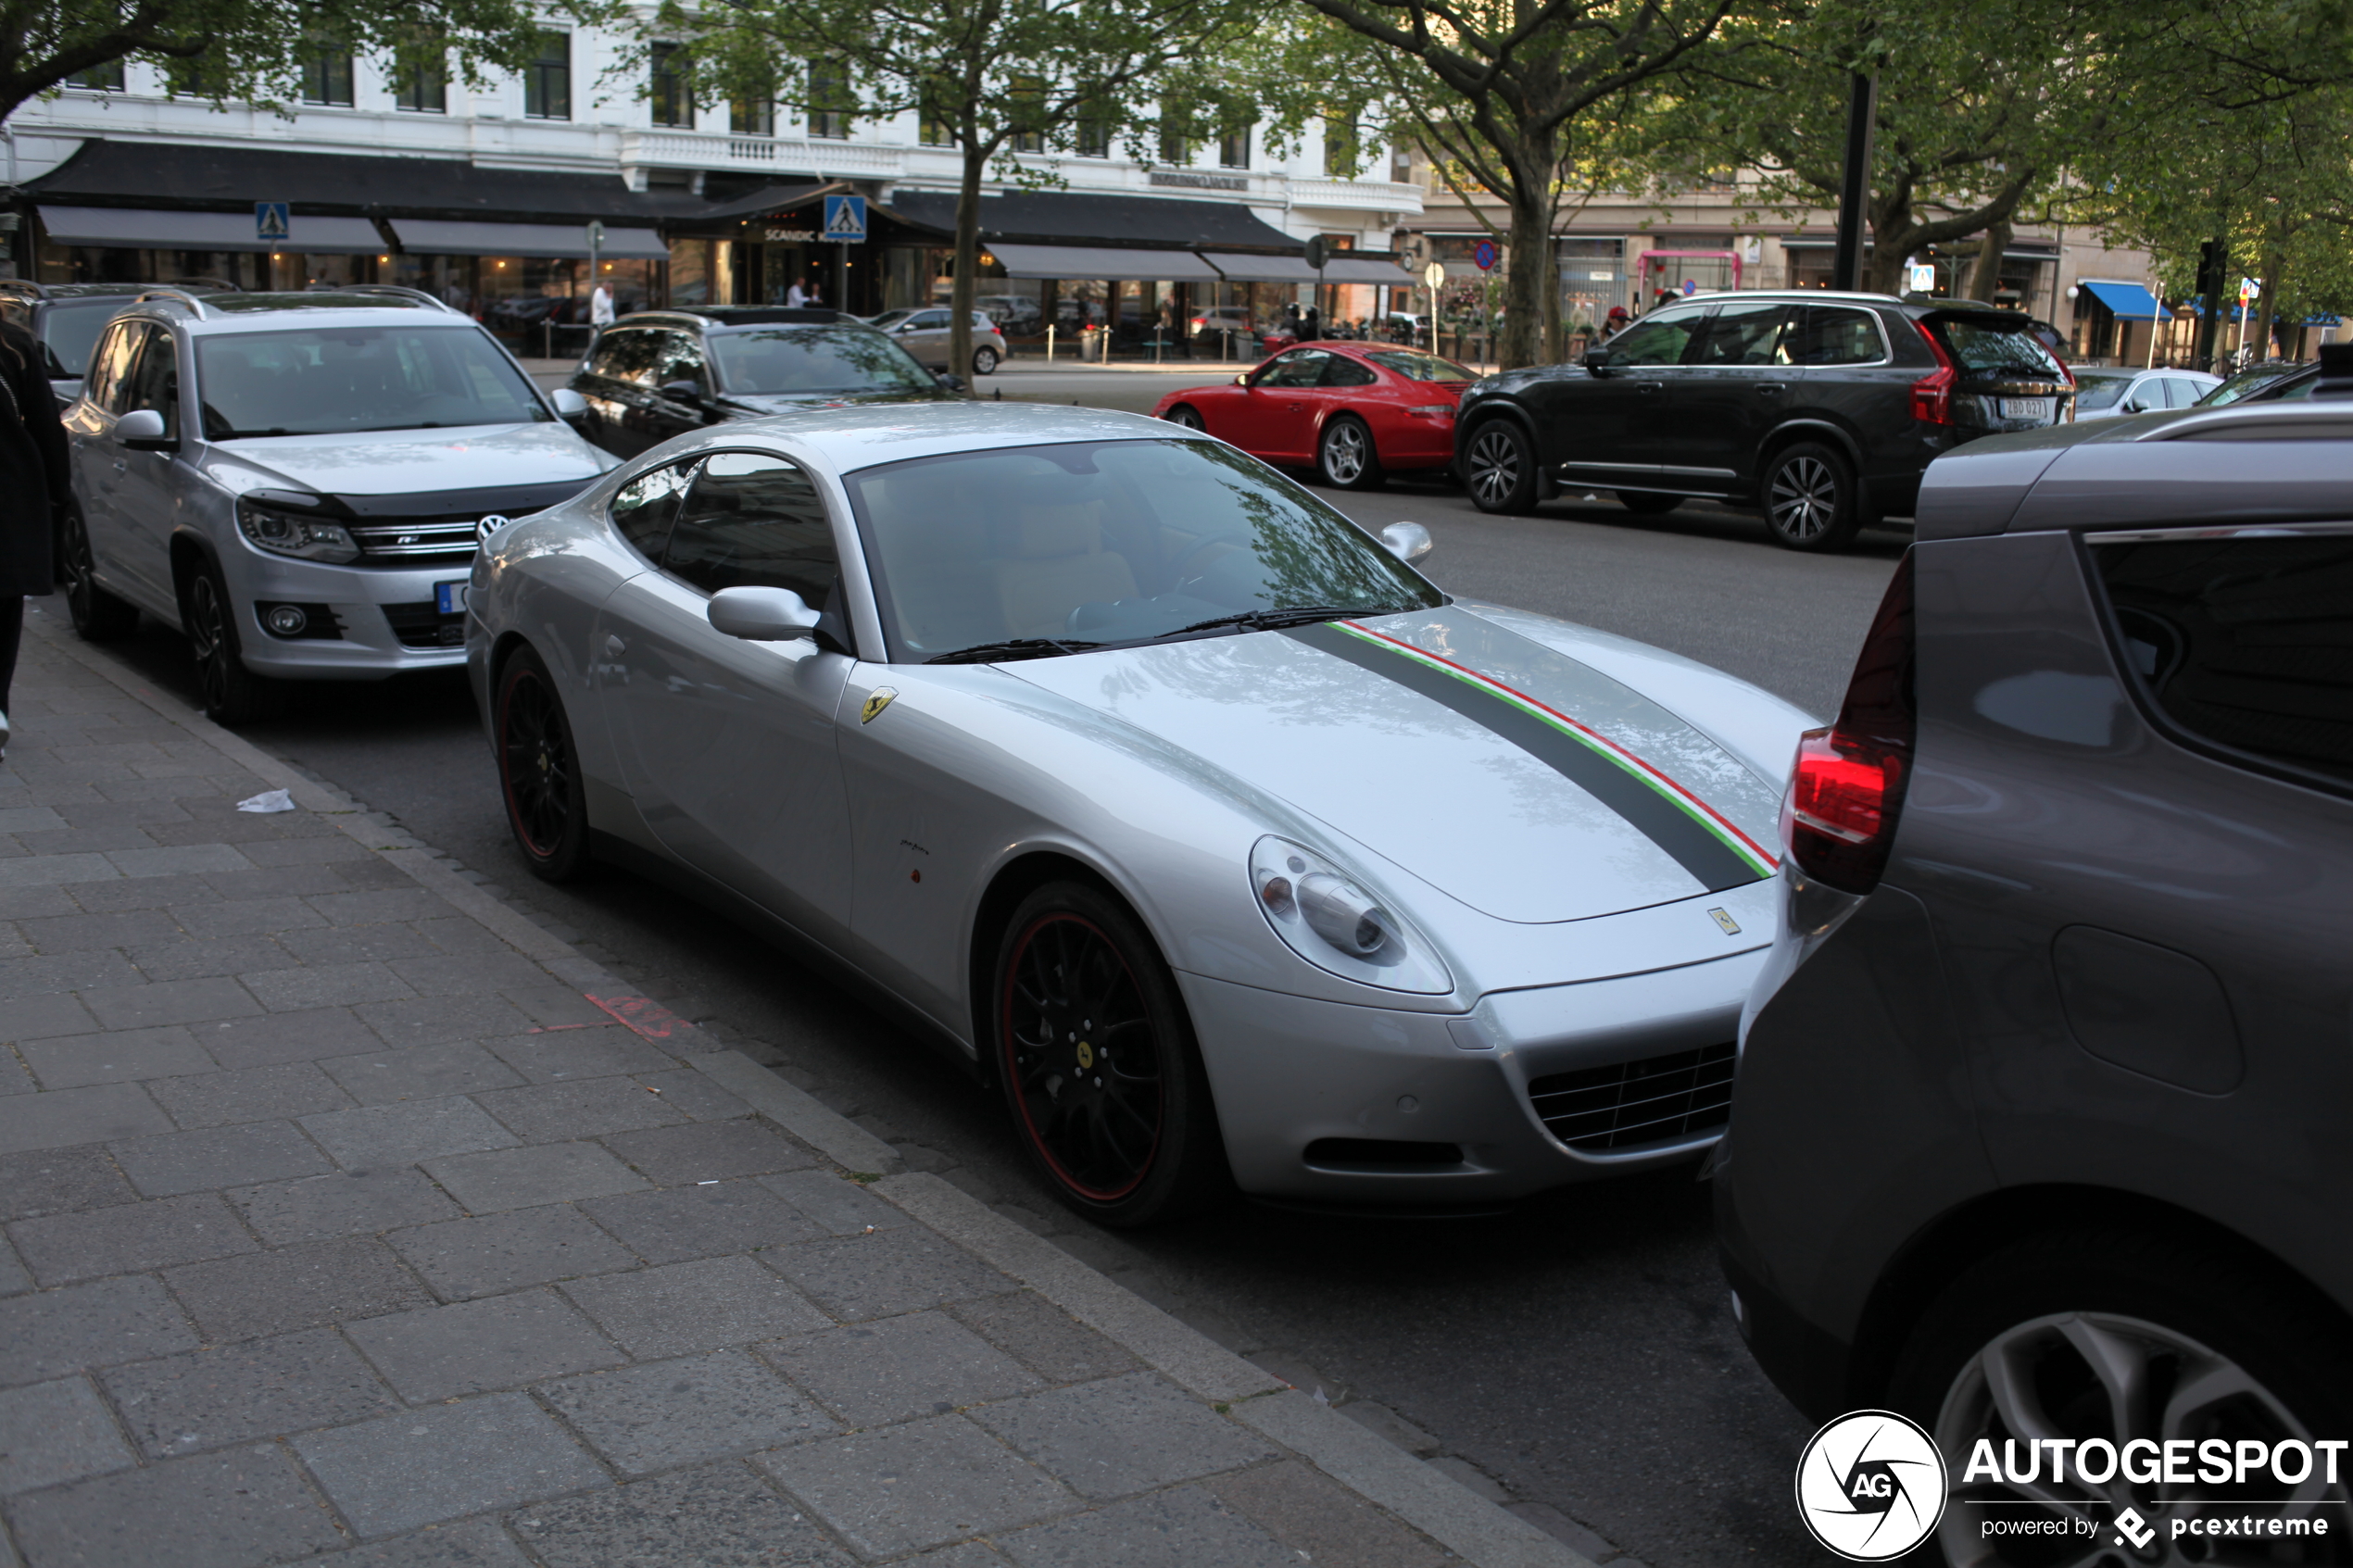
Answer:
[1794,1410,1946,1561]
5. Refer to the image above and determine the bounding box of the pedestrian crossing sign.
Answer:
[255,202,290,242]
[823,194,867,242]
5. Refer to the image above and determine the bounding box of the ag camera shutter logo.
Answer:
[1795,1410,1947,1561]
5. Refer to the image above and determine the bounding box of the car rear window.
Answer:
[2092,529,2353,791]
[1931,317,2066,378]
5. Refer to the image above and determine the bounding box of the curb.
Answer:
[25,606,1595,1568]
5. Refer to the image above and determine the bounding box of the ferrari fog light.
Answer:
[1248,835,1453,995]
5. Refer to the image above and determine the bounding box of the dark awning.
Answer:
[1204,252,1321,282]
[985,243,1219,282]
[1321,257,1416,285]
[386,219,669,259]
[38,205,384,254]
[885,190,1302,253]
[25,139,704,225]
[693,182,838,222]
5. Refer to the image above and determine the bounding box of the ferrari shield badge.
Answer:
[861,687,899,725]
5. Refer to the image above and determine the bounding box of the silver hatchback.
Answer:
[61,287,613,721]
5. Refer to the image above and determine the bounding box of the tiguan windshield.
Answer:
[708,326,935,396]
[846,438,1444,663]
[195,326,548,438]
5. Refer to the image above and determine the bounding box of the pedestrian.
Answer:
[1604,305,1630,339]
[1302,307,1322,342]
[0,316,67,761]
[589,280,615,329]
[786,277,810,308]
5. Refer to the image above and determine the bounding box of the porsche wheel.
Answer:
[994,881,1228,1227]
[496,646,593,883]
[1316,415,1385,490]
[1464,420,1537,514]
[184,562,282,724]
[1163,405,1205,431]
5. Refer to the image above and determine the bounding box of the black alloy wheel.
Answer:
[1316,415,1385,490]
[973,345,1000,376]
[184,562,281,724]
[1463,420,1537,514]
[63,508,137,641]
[1761,442,1862,552]
[496,646,593,882]
[1163,405,1206,432]
[1617,492,1683,516]
[995,881,1227,1227]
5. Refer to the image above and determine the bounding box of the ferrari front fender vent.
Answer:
[1527,1042,1735,1151]
[1302,1138,1465,1170]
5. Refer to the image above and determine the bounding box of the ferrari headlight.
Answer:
[1250,835,1453,994]
[237,494,360,564]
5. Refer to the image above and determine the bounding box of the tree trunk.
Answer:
[1499,136,1557,370]
[1968,218,2011,303]
[2250,242,2283,364]
[2195,231,2228,373]
[949,140,987,393]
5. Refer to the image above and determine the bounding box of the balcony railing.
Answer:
[621,128,904,177]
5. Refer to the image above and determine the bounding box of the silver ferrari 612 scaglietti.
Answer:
[467,403,1813,1225]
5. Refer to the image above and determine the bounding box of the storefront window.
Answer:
[524,33,571,120]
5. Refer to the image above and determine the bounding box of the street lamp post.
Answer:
[1831,72,1878,292]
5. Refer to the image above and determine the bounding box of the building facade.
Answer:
[4,36,1422,360]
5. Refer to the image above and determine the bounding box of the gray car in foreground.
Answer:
[467,402,1811,1224]
[1718,399,2353,1559]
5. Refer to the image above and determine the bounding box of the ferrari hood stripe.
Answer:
[1286,621,1777,889]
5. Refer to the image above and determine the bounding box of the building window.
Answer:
[1324,117,1357,178]
[1219,115,1250,170]
[1011,76,1045,154]
[1157,115,1191,166]
[391,36,447,113]
[1390,145,1414,184]
[649,43,693,128]
[65,61,125,92]
[919,84,952,146]
[808,58,851,140]
[1076,94,1111,157]
[299,42,354,107]
[166,50,229,99]
[523,33,571,120]
[731,97,773,136]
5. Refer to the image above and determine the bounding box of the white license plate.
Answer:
[434,581,470,615]
[1999,396,2054,420]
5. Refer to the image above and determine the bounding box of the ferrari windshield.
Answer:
[195,326,547,438]
[708,326,934,395]
[846,438,1443,663]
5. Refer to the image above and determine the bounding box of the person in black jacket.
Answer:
[0,319,68,759]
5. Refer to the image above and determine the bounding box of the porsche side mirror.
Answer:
[1582,349,1616,375]
[709,585,820,641]
[1380,521,1434,564]
[114,408,176,451]
[1234,372,1252,387]
[549,387,589,420]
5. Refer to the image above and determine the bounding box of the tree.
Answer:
[3,0,589,128]
[657,0,1252,383]
[1257,0,1737,370]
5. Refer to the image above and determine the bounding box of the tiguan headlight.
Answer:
[1250,835,1453,994]
[237,491,360,564]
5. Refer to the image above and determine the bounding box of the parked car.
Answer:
[570,307,956,460]
[1151,342,1478,488]
[1452,291,2076,550]
[60,286,613,721]
[467,401,1814,1226]
[1718,399,2353,1558]
[863,307,1009,376]
[2068,364,2221,420]
[972,295,1043,335]
[2197,358,2319,406]
[0,279,237,407]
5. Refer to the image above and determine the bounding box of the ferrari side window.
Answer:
[666,450,838,606]
[610,458,698,563]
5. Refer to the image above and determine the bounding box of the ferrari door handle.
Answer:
[602,633,626,658]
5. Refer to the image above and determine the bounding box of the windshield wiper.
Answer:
[925,636,1102,665]
[1157,605,1403,640]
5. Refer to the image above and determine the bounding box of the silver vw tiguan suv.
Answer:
[61,287,614,721]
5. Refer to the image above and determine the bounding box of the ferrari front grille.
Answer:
[1527,1042,1735,1152]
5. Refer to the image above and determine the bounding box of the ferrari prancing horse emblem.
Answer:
[861,688,899,724]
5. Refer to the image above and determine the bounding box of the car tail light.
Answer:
[1910,323,1957,425]
[1781,553,1916,895]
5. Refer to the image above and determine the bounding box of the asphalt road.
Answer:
[69,379,1905,1568]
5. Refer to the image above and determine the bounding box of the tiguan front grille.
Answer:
[1527,1042,1735,1152]
[348,519,479,565]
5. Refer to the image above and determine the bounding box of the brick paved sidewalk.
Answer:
[0,619,1587,1568]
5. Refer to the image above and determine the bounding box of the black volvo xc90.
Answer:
[1452,290,2075,551]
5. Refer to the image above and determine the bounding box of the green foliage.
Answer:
[6,0,605,124]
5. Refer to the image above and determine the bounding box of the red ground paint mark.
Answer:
[585,993,696,1041]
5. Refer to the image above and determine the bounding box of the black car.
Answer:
[0,279,238,406]
[1453,291,2075,551]
[1718,398,2353,1558]
[567,307,957,459]
[2196,358,2320,406]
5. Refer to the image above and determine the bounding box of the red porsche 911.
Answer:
[1151,343,1478,490]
